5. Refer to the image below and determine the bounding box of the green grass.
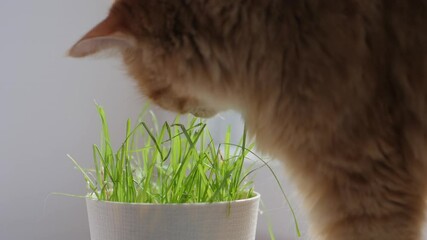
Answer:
[69,104,301,237]
[70,104,256,203]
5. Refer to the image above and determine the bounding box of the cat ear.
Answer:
[69,16,136,58]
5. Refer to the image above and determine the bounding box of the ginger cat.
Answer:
[69,1,427,239]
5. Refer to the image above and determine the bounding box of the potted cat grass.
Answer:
[69,105,260,240]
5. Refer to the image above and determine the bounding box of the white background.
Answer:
[0,1,425,240]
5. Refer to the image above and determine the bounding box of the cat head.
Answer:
[69,0,241,118]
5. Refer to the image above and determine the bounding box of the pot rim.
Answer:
[86,191,260,206]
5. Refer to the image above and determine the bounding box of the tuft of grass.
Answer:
[69,104,301,237]
[70,104,256,204]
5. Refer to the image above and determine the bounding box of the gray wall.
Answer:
[1,1,425,240]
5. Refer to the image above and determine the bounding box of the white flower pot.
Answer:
[86,193,260,240]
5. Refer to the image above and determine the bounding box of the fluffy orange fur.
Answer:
[70,1,427,239]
